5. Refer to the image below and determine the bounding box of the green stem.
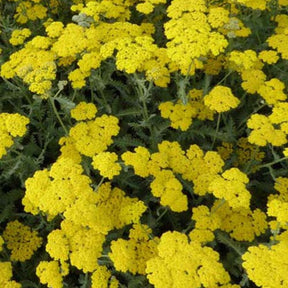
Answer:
[257,156,288,169]
[211,113,221,150]
[215,70,233,86]
[49,96,68,135]
[135,76,157,151]
[95,177,105,191]
[210,198,226,214]
[156,207,168,223]
[203,73,212,96]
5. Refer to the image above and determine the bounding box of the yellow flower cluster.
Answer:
[235,0,267,10]
[242,231,288,288]
[190,205,220,243]
[208,168,250,209]
[228,50,263,73]
[36,260,68,288]
[3,220,42,262]
[13,0,48,24]
[146,231,231,288]
[136,0,166,14]
[0,113,29,159]
[22,156,92,219]
[122,141,225,211]
[9,28,31,46]
[234,138,265,172]
[38,177,146,273]
[158,101,197,131]
[68,111,120,157]
[267,177,288,229]
[0,262,21,288]
[92,152,121,179]
[247,112,287,147]
[267,14,288,60]
[91,265,120,288]
[109,224,158,275]
[165,0,229,75]
[0,41,56,96]
[70,101,97,120]
[63,182,147,234]
[158,88,214,131]
[212,200,268,241]
[191,201,268,242]
[204,85,240,113]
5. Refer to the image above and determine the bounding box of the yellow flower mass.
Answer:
[204,85,240,113]
[1,0,288,287]
[3,220,42,262]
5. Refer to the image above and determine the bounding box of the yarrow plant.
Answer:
[1,0,288,287]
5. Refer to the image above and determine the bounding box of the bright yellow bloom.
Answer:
[9,28,31,46]
[3,220,42,262]
[159,101,197,131]
[258,50,279,64]
[150,169,188,212]
[69,115,120,157]
[241,69,266,94]
[92,152,121,179]
[71,102,97,121]
[46,229,69,262]
[247,114,287,146]
[122,146,151,178]
[242,233,288,288]
[258,78,287,105]
[109,224,158,275]
[146,231,231,288]
[0,262,21,288]
[208,168,250,209]
[204,85,240,113]
[36,261,64,288]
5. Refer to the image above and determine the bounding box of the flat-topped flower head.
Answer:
[204,85,240,113]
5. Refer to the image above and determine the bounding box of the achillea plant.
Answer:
[0,0,288,287]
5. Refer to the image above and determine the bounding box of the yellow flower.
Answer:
[258,50,279,64]
[241,69,266,94]
[46,229,69,262]
[208,7,230,29]
[242,233,288,288]
[0,262,21,288]
[92,152,121,179]
[9,28,31,46]
[36,261,63,288]
[228,50,263,72]
[109,224,158,275]
[1,113,29,137]
[208,168,250,209]
[45,21,64,38]
[204,85,240,113]
[91,265,111,288]
[150,169,188,212]
[71,102,97,121]
[122,146,151,178]
[146,231,231,288]
[69,115,120,157]
[247,114,287,146]
[3,220,42,262]
[257,78,287,105]
[158,101,197,131]
[212,200,268,241]
[236,0,267,10]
